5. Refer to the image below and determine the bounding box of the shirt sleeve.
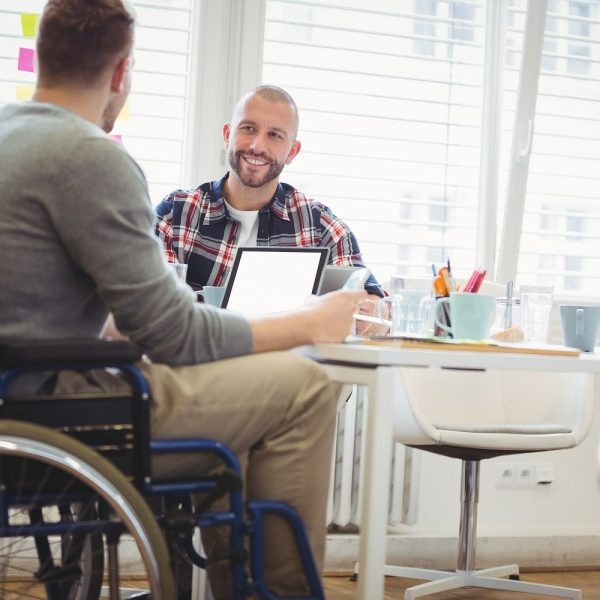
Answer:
[52,137,252,366]
[155,193,178,262]
[316,203,384,297]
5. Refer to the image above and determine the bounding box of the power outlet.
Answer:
[516,465,536,486]
[497,463,517,488]
[496,463,554,488]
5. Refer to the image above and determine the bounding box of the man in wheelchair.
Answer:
[0,0,366,597]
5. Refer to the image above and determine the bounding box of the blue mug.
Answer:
[435,292,496,340]
[560,305,600,352]
[196,286,226,308]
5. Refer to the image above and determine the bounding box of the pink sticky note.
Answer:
[18,47,35,73]
[109,134,123,144]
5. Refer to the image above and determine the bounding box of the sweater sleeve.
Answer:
[51,137,252,366]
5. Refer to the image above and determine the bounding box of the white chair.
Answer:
[387,366,594,600]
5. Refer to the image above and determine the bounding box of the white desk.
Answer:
[306,342,600,600]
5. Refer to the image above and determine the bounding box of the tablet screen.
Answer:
[222,247,329,315]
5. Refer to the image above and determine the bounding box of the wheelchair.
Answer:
[0,338,325,599]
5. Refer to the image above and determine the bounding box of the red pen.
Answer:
[463,269,479,293]
[471,269,487,293]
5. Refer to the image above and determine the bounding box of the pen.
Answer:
[440,267,453,294]
[471,269,487,293]
[463,269,479,293]
[446,258,456,291]
[353,313,393,327]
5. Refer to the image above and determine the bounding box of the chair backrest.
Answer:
[392,366,594,451]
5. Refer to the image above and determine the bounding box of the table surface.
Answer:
[307,340,600,373]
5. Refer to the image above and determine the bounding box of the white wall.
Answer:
[326,374,600,572]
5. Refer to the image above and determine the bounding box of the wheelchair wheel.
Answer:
[0,420,176,599]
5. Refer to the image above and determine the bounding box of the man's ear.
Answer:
[285,140,302,165]
[110,56,129,93]
[223,123,231,146]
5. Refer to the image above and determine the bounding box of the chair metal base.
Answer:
[100,588,149,598]
[384,563,581,599]
[364,460,582,600]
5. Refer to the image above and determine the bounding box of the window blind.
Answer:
[262,0,487,284]
[0,0,195,203]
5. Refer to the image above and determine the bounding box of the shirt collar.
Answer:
[206,173,290,224]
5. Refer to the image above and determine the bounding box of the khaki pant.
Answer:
[55,351,336,599]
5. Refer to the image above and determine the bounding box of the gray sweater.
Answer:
[0,102,252,365]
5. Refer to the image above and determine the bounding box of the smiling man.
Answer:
[155,85,385,308]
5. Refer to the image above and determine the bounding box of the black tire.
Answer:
[0,420,176,599]
[62,503,104,600]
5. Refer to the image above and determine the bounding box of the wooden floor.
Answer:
[6,570,600,598]
[323,570,600,599]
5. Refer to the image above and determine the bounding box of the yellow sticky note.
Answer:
[21,14,40,38]
[15,84,34,101]
[117,101,130,122]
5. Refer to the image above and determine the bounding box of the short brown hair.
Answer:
[37,0,135,87]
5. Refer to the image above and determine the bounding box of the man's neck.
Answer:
[223,174,278,211]
[33,85,105,128]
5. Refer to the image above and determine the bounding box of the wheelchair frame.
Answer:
[0,338,325,600]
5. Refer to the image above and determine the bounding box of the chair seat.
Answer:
[434,423,571,435]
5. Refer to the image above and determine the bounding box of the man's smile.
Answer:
[243,154,270,167]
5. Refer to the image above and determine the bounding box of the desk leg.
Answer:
[357,366,394,600]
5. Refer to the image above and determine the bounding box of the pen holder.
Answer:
[434,293,496,341]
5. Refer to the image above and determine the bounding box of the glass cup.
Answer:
[168,262,188,282]
[519,285,553,343]
[379,275,435,336]
[493,297,521,330]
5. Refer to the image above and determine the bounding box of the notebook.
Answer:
[221,247,330,314]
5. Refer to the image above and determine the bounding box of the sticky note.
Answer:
[21,13,40,38]
[18,47,36,73]
[15,84,34,101]
[117,101,130,122]
[109,134,123,143]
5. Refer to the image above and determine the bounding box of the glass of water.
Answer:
[519,284,553,343]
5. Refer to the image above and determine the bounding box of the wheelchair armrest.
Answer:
[0,338,142,368]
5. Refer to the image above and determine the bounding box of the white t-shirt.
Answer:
[224,199,259,247]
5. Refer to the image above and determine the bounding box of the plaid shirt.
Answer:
[155,174,383,296]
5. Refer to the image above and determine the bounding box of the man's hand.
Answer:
[354,294,390,336]
[305,289,370,343]
[100,313,129,341]
[249,289,367,353]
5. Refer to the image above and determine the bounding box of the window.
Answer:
[414,0,437,56]
[263,0,600,296]
[449,1,475,42]
[507,0,600,294]
[0,0,196,202]
[263,0,485,284]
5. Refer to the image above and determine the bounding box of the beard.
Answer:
[228,149,286,188]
